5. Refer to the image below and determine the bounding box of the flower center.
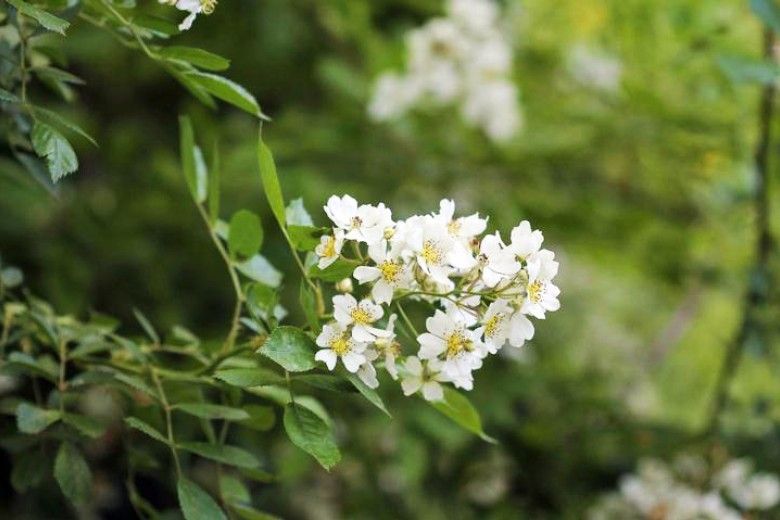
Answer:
[447,220,461,235]
[351,306,373,325]
[445,329,474,358]
[528,280,545,303]
[350,216,363,230]
[484,313,504,338]
[329,335,351,355]
[322,236,336,257]
[200,0,217,14]
[421,240,443,266]
[379,260,401,282]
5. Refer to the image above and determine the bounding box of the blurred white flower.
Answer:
[400,356,446,401]
[567,44,622,93]
[160,0,216,31]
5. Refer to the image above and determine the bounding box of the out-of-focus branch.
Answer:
[706,27,776,435]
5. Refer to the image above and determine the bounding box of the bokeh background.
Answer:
[3,0,780,517]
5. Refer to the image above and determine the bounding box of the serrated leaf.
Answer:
[16,403,60,434]
[125,417,168,444]
[430,387,496,443]
[178,442,259,468]
[257,138,286,228]
[309,258,360,282]
[159,46,230,71]
[258,326,316,372]
[178,477,227,520]
[186,72,264,118]
[214,367,285,387]
[346,372,391,417]
[228,210,263,259]
[30,106,96,146]
[31,122,77,182]
[54,442,92,506]
[173,403,250,421]
[11,449,48,492]
[283,403,340,470]
[63,413,105,439]
[7,0,70,34]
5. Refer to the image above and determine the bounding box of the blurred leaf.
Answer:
[285,198,314,226]
[310,258,359,282]
[240,404,275,431]
[288,225,327,251]
[186,72,265,118]
[170,67,217,108]
[293,374,356,393]
[259,326,316,372]
[717,55,780,85]
[229,503,281,520]
[132,14,178,37]
[208,144,220,222]
[215,367,285,387]
[193,145,208,203]
[346,373,391,416]
[16,403,60,434]
[7,0,70,34]
[133,308,160,344]
[257,138,286,228]
[125,417,168,444]
[430,388,496,444]
[0,87,19,102]
[751,0,780,32]
[178,442,260,468]
[1,266,24,287]
[229,210,263,259]
[172,403,250,421]
[54,442,92,507]
[11,449,48,493]
[30,107,97,146]
[299,282,320,331]
[236,255,283,287]
[239,467,275,483]
[114,372,157,400]
[31,122,77,182]
[178,477,227,520]
[160,46,231,71]
[63,413,105,439]
[219,474,250,503]
[283,403,340,470]
[179,115,200,202]
[3,352,57,382]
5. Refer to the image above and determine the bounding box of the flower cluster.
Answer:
[367,0,522,142]
[566,44,623,94]
[313,194,560,401]
[589,456,780,520]
[159,0,217,31]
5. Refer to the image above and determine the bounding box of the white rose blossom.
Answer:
[311,194,560,397]
[159,0,217,31]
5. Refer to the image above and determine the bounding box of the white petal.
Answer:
[354,266,381,284]
[342,352,366,373]
[401,376,423,396]
[372,280,394,305]
[315,349,337,371]
[421,381,444,401]
[404,356,423,376]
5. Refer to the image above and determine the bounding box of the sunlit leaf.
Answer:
[258,326,316,372]
[31,122,77,182]
[228,210,263,259]
[283,403,340,470]
[430,387,496,443]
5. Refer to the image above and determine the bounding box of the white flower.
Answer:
[411,216,476,285]
[400,356,447,401]
[160,0,216,31]
[373,314,401,379]
[568,44,622,93]
[435,199,487,245]
[368,73,420,121]
[477,299,534,353]
[447,0,499,34]
[324,195,393,245]
[356,349,380,389]
[353,240,412,304]
[478,232,520,287]
[314,230,344,269]
[508,220,544,260]
[729,474,780,511]
[315,323,367,372]
[461,79,522,142]
[522,249,560,319]
[416,310,483,389]
[332,294,388,342]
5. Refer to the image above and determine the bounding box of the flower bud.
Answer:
[383,227,395,240]
[335,277,354,293]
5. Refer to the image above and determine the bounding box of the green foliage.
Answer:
[54,442,92,507]
[31,122,78,182]
[283,403,341,470]
[178,477,227,520]
[229,210,264,259]
[258,326,317,372]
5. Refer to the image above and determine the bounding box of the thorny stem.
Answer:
[151,369,182,477]
[706,27,776,436]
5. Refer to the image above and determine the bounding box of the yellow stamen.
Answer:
[421,240,442,266]
[350,216,363,230]
[447,220,461,235]
[528,280,545,303]
[484,314,504,338]
[445,330,474,358]
[200,0,217,14]
[329,335,350,355]
[321,236,336,258]
[379,261,401,283]
[351,306,373,325]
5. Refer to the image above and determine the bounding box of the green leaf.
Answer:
[179,115,199,202]
[257,138,286,228]
[229,503,281,520]
[430,387,496,443]
[11,450,48,492]
[30,106,96,146]
[346,373,391,417]
[178,442,260,469]
[0,87,19,102]
[16,403,60,434]
[1,266,24,287]
[159,46,231,71]
[3,352,58,382]
[31,122,77,182]
[114,372,158,400]
[54,442,92,507]
[125,417,169,444]
[169,66,217,109]
[208,144,220,221]
[288,225,327,251]
[63,413,106,439]
[193,146,208,203]
[132,14,178,37]
[299,282,320,331]
[7,0,70,34]
[219,474,250,503]
[259,326,316,372]
[751,0,780,33]
[283,403,340,470]
[239,467,275,483]
[186,72,265,118]
[240,404,275,431]
[133,308,160,344]
[228,210,263,259]
[172,403,250,421]
[309,258,360,282]
[178,477,227,520]
[717,55,780,85]
[215,367,285,387]
[293,374,355,393]
[236,255,283,287]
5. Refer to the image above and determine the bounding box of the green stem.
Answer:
[18,19,27,104]
[151,369,182,477]
[57,338,67,415]
[395,302,419,338]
